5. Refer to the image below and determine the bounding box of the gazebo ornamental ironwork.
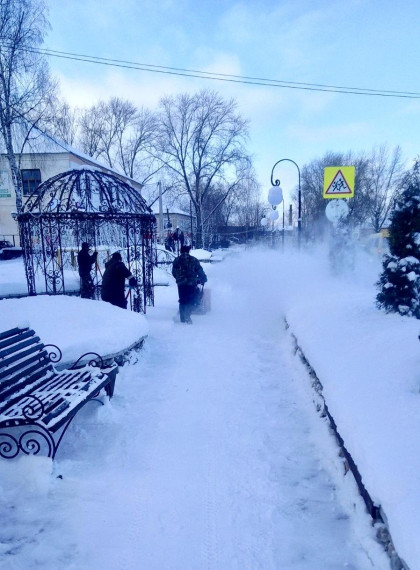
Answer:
[17,168,156,313]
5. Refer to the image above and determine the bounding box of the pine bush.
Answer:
[376,161,420,318]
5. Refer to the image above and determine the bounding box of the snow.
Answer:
[0,244,418,568]
[37,132,142,187]
[282,247,420,567]
[0,295,148,366]
[189,248,213,261]
[151,203,191,216]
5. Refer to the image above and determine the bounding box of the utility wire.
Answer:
[13,44,420,100]
[32,47,418,96]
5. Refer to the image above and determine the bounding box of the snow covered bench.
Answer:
[0,326,119,460]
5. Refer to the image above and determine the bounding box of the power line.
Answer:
[15,45,420,100]
[34,47,419,95]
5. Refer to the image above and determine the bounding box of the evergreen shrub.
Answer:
[376,161,420,318]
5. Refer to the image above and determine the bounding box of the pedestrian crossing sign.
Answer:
[323,166,355,199]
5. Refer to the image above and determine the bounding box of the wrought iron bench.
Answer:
[0,326,119,460]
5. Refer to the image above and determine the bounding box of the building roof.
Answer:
[2,132,143,189]
[151,204,192,217]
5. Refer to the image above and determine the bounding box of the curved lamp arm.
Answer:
[270,158,302,244]
[270,158,301,189]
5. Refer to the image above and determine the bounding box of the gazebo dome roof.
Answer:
[22,168,151,214]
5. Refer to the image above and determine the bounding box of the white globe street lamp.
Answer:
[268,185,283,207]
[269,158,301,247]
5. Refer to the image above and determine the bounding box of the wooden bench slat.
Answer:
[0,326,119,458]
[2,369,87,407]
[39,369,91,393]
[42,373,114,431]
[0,327,30,342]
[0,368,54,413]
[0,337,43,365]
[0,342,46,371]
[1,369,111,430]
[0,359,53,402]
[0,329,35,353]
[0,351,51,383]
[3,390,66,418]
[0,367,94,412]
[0,327,25,341]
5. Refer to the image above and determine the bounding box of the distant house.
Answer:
[150,203,196,245]
[0,144,144,243]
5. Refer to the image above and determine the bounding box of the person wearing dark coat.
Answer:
[77,242,98,299]
[101,252,137,309]
[173,227,185,254]
[172,245,207,323]
[165,231,175,253]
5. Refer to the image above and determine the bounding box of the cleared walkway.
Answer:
[0,249,389,569]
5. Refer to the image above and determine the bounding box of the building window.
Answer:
[21,169,41,196]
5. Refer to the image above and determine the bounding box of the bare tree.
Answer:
[365,145,404,232]
[78,98,135,167]
[47,100,79,146]
[117,107,160,184]
[96,98,136,168]
[154,89,251,247]
[234,176,262,228]
[207,172,260,229]
[298,151,346,239]
[297,150,371,240]
[78,103,105,158]
[78,98,159,184]
[0,0,55,212]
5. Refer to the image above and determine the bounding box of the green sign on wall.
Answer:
[0,170,11,198]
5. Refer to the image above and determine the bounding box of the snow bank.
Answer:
[0,295,148,365]
[279,246,420,568]
[190,248,212,261]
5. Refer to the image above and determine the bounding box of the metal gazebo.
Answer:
[17,168,156,313]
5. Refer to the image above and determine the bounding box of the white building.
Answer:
[151,203,195,240]
[0,148,143,244]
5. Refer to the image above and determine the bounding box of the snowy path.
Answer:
[0,250,388,569]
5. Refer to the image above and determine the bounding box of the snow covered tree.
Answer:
[376,161,420,318]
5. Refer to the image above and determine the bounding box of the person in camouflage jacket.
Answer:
[172,245,207,323]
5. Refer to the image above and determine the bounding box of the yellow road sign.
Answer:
[323,166,355,199]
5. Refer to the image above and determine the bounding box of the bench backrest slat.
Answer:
[0,328,35,352]
[0,327,30,341]
[0,342,46,377]
[0,336,42,361]
[0,352,52,393]
[0,327,54,408]
[0,366,53,412]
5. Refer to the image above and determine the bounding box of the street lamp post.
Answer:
[166,207,172,230]
[269,158,301,247]
[282,199,285,250]
[260,215,268,240]
[189,200,194,247]
[158,181,164,243]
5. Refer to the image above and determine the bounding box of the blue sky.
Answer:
[47,0,420,202]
